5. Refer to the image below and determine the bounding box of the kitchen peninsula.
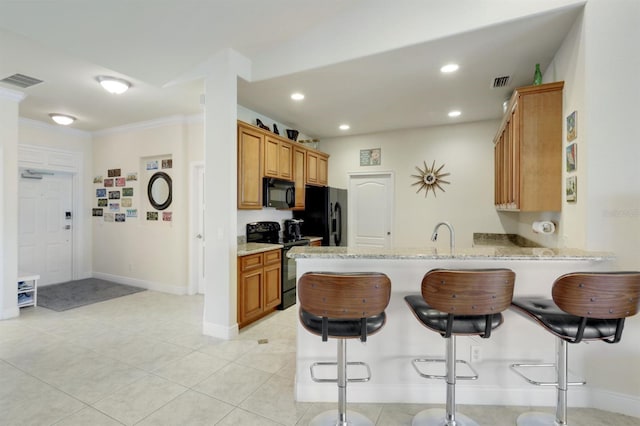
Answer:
[288,245,616,407]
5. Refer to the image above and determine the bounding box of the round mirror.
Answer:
[147,172,172,210]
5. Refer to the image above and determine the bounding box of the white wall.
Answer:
[320,120,511,249]
[92,118,190,294]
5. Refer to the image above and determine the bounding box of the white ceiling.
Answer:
[0,0,584,138]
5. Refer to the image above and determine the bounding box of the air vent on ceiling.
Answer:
[0,73,43,88]
[491,75,511,88]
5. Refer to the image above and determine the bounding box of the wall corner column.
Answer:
[0,88,26,320]
[201,49,251,339]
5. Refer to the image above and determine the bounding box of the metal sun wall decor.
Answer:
[411,160,450,197]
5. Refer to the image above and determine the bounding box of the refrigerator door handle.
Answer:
[333,202,342,246]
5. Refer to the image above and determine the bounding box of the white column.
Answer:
[0,88,26,320]
[201,49,251,339]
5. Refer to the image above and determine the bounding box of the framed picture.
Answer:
[163,211,172,222]
[126,172,138,181]
[360,148,381,166]
[108,190,121,200]
[566,111,577,141]
[115,177,126,187]
[126,209,138,218]
[162,159,173,169]
[121,198,132,207]
[103,178,114,187]
[115,213,125,222]
[108,168,121,177]
[96,188,107,197]
[92,208,103,217]
[566,176,577,202]
[147,211,158,221]
[122,187,134,197]
[109,203,120,211]
[93,175,103,184]
[566,143,577,172]
[97,198,108,207]
[146,160,159,170]
[104,213,115,222]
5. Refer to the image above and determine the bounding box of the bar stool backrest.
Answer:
[299,272,391,319]
[422,268,515,315]
[552,272,640,319]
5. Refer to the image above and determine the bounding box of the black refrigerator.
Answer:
[294,186,347,246]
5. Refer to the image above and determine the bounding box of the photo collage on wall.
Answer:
[565,111,577,203]
[93,168,138,222]
[143,155,173,223]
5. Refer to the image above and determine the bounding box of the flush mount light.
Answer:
[291,92,305,101]
[448,110,461,118]
[49,113,76,126]
[440,63,460,73]
[339,124,350,130]
[97,76,131,94]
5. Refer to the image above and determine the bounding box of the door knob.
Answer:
[387,232,391,235]
[196,234,203,239]
[64,225,71,230]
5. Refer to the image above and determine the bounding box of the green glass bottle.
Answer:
[533,63,542,85]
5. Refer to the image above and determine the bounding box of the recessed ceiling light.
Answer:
[339,124,350,130]
[49,113,76,126]
[441,63,460,73]
[291,92,305,101]
[97,76,131,94]
[448,110,461,118]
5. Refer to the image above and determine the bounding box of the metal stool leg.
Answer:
[310,339,373,426]
[412,336,479,426]
[516,338,571,426]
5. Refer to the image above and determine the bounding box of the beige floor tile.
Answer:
[239,374,308,426]
[53,406,125,426]
[93,374,186,425]
[217,407,283,426]
[193,362,271,406]
[198,338,259,361]
[152,350,230,387]
[136,390,233,425]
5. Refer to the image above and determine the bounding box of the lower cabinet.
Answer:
[238,249,281,328]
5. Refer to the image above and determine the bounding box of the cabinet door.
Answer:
[318,154,328,186]
[306,151,318,185]
[279,141,293,180]
[264,137,280,178]
[293,146,306,209]
[239,269,263,324]
[238,125,263,209]
[263,262,281,309]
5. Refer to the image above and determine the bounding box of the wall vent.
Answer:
[0,73,43,88]
[491,75,511,88]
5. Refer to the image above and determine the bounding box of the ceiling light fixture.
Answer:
[291,92,305,101]
[448,110,461,118]
[97,76,131,94]
[49,113,76,126]
[339,124,350,130]
[440,63,460,73]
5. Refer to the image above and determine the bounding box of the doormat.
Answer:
[37,278,146,312]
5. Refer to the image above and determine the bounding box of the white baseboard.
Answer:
[203,319,239,340]
[92,272,188,295]
[589,387,640,418]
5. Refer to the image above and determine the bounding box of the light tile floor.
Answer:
[1,291,638,425]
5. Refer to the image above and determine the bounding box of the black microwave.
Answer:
[263,177,295,209]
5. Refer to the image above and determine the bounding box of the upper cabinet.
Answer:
[237,120,329,209]
[494,81,564,212]
[237,123,263,209]
[306,149,328,187]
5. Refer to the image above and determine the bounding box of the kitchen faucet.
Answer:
[431,221,455,253]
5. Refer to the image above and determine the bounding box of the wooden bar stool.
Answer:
[298,271,392,426]
[510,271,640,426]
[405,268,516,426]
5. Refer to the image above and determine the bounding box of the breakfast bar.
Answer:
[288,246,615,408]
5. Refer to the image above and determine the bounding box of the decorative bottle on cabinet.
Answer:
[533,64,542,85]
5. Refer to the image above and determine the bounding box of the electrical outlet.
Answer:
[470,345,482,363]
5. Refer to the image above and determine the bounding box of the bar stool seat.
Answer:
[510,271,640,426]
[299,271,392,426]
[406,268,515,426]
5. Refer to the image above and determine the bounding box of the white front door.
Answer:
[18,172,73,285]
[189,163,206,294]
[348,172,394,248]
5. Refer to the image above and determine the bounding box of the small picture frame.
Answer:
[92,208,103,217]
[566,111,577,141]
[115,177,126,187]
[96,188,107,197]
[122,187,134,197]
[108,191,121,200]
[103,178,114,187]
[566,143,577,172]
[108,168,121,177]
[97,198,108,207]
[566,176,577,202]
[360,148,381,166]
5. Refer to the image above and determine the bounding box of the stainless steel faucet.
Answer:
[431,221,455,252]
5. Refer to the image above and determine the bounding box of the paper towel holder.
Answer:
[532,221,556,234]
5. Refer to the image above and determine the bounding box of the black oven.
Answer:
[246,221,309,310]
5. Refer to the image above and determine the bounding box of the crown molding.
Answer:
[92,114,203,137]
[19,117,91,137]
[0,87,26,103]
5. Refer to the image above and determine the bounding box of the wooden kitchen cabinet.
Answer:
[264,136,293,180]
[237,248,282,328]
[306,149,329,186]
[237,123,263,209]
[494,81,564,212]
[293,146,306,209]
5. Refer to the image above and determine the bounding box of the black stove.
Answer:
[246,221,310,310]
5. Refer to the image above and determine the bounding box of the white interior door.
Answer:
[19,172,73,285]
[190,163,206,294]
[348,172,394,248]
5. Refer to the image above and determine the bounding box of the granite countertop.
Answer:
[237,242,283,256]
[287,246,614,261]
